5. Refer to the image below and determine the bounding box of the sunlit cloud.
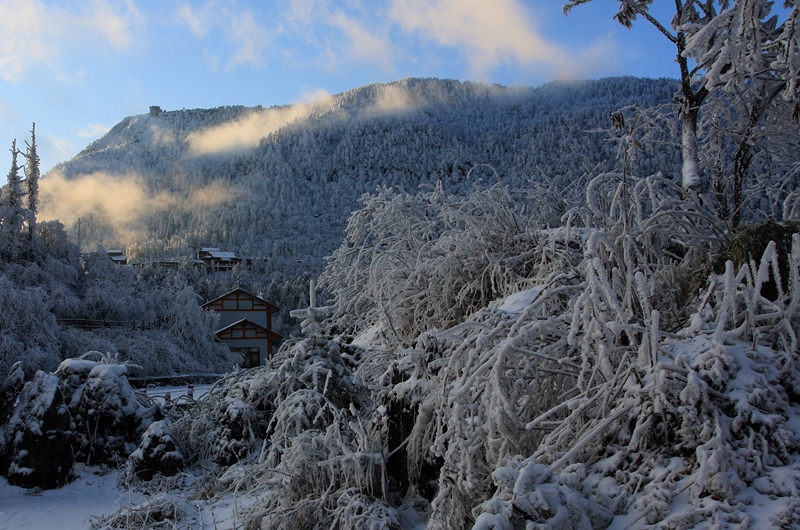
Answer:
[297,88,333,104]
[39,170,242,244]
[189,180,244,208]
[39,170,158,243]
[186,95,336,156]
[176,1,274,71]
[0,0,144,82]
[388,0,573,79]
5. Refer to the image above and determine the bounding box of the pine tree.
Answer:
[1,139,24,261]
[24,123,39,239]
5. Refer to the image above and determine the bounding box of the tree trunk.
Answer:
[731,142,753,229]
[681,107,702,192]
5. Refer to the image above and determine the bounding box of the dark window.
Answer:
[233,347,261,368]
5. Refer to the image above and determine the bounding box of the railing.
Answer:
[56,318,164,331]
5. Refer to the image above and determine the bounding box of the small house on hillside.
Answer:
[198,248,242,272]
[202,288,282,368]
[106,249,127,265]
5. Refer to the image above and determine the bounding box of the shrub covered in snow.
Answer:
[2,370,74,489]
[0,354,161,489]
[127,419,184,481]
[70,361,160,465]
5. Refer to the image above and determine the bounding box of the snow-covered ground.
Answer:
[0,466,137,530]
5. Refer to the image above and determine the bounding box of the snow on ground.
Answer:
[0,466,138,530]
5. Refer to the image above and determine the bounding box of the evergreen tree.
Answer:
[1,139,24,261]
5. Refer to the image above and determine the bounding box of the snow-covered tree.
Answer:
[1,139,25,261]
[564,0,799,199]
[684,1,800,227]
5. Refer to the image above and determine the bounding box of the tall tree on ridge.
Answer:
[24,123,39,239]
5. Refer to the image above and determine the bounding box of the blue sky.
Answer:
[0,0,682,173]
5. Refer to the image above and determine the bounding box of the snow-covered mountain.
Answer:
[47,76,678,268]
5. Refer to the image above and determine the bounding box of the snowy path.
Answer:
[0,466,138,530]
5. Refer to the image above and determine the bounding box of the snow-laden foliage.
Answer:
[320,183,583,343]
[2,370,74,488]
[127,419,184,481]
[67,360,159,465]
[468,234,800,528]
[99,166,800,528]
[0,217,239,377]
[147,336,401,529]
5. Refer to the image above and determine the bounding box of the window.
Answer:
[233,347,261,368]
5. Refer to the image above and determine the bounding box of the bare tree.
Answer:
[24,123,39,239]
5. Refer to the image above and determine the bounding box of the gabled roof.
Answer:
[215,318,283,339]
[202,287,280,312]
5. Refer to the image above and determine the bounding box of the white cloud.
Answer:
[388,0,571,78]
[178,2,208,37]
[278,0,395,72]
[176,1,274,71]
[367,84,417,115]
[83,0,143,49]
[0,0,144,82]
[79,124,111,139]
[226,9,271,70]
[329,10,392,68]
[47,136,75,162]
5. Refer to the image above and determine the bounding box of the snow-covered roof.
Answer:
[207,251,238,260]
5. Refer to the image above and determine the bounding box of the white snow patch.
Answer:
[0,467,140,530]
[351,322,385,349]
[490,286,544,314]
